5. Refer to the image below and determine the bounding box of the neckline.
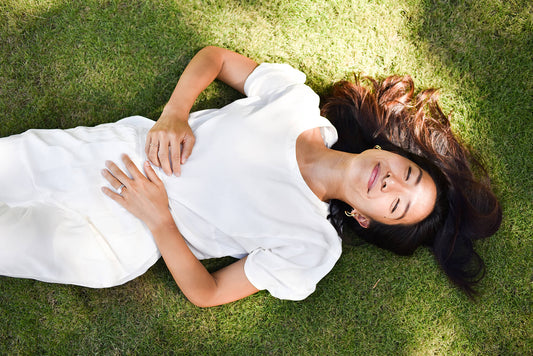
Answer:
[289,126,332,214]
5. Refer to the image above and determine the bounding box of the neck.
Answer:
[296,131,355,202]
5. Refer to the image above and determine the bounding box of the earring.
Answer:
[374,145,382,150]
[344,210,356,217]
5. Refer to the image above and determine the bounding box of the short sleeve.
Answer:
[244,63,307,98]
[244,238,341,300]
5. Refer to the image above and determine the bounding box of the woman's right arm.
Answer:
[146,46,258,176]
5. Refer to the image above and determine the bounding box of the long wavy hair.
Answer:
[321,75,502,297]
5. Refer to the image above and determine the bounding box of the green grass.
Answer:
[1,0,531,354]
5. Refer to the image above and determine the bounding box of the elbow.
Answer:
[184,288,221,308]
[192,302,214,309]
[187,295,218,308]
[198,46,225,61]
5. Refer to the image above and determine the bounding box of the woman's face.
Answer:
[346,149,437,227]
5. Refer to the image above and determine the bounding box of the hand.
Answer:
[145,111,195,176]
[101,154,173,231]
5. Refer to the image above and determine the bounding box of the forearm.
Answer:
[145,47,258,174]
[163,46,258,119]
[163,47,223,119]
[150,214,219,307]
[103,157,246,306]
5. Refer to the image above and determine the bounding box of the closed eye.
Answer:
[392,199,399,213]
[406,166,411,181]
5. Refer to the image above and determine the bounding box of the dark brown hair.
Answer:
[321,75,502,297]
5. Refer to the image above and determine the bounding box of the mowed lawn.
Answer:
[0,0,531,355]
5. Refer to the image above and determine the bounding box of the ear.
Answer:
[348,210,369,229]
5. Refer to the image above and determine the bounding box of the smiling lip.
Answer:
[368,163,380,193]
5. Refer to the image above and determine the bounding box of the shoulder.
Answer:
[244,63,313,99]
[243,228,342,301]
[298,127,325,145]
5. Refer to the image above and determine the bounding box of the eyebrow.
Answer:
[395,168,423,220]
[415,167,423,185]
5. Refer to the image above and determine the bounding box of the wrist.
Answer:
[162,104,190,121]
[147,210,176,233]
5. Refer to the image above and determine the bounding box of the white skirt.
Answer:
[0,117,160,287]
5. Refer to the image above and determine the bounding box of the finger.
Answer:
[169,140,182,176]
[147,140,161,167]
[121,154,144,180]
[181,134,195,165]
[101,168,124,189]
[101,186,126,205]
[144,161,163,184]
[105,160,132,186]
[158,139,172,176]
[144,136,152,158]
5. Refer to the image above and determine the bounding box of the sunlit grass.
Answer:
[1,0,531,354]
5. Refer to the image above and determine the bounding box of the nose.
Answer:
[382,173,408,192]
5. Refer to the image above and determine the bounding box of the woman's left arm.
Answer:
[102,155,258,307]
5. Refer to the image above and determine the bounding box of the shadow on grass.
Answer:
[399,1,532,354]
[0,1,244,354]
[405,0,532,186]
[0,1,319,354]
[1,0,531,354]
[0,0,235,136]
[0,2,412,353]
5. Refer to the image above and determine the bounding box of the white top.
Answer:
[0,63,342,300]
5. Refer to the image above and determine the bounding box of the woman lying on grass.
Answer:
[0,47,501,307]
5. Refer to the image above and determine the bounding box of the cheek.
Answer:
[359,197,389,221]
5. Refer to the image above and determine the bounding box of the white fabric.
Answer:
[0,123,159,287]
[0,63,342,300]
